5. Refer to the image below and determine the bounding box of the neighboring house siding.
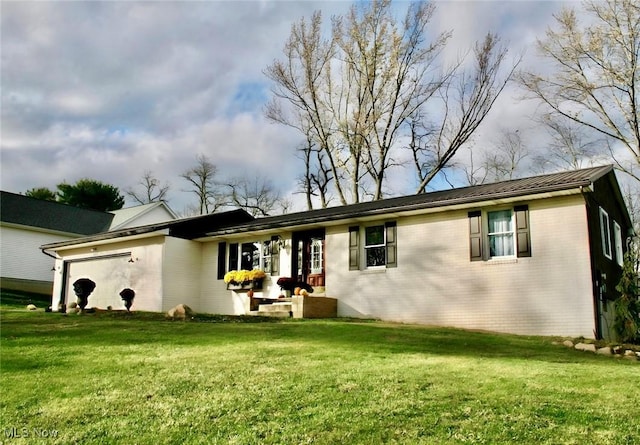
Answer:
[52,237,165,312]
[326,195,595,337]
[162,237,202,312]
[133,207,175,228]
[112,207,176,230]
[0,225,70,284]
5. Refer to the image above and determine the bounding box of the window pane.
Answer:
[614,221,622,266]
[311,238,323,274]
[262,241,271,273]
[488,210,514,258]
[366,246,386,267]
[600,209,611,258]
[489,234,514,257]
[241,242,260,270]
[365,226,385,246]
[488,210,512,234]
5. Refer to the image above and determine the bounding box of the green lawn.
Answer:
[1,302,638,444]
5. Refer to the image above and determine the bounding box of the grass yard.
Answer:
[1,298,639,444]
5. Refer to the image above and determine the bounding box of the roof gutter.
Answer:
[41,229,170,252]
[41,247,58,260]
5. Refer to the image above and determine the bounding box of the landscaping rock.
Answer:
[562,340,574,348]
[596,347,612,356]
[26,304,37,311]
[575,342,596,352]
[623,350,638,360]
[166,304,195,321]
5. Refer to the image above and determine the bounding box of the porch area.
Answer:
[248,293,337,319]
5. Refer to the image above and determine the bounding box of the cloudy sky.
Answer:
[1,0,570,214]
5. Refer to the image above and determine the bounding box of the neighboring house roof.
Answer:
[41,209,255,250]
[0,191,114,235]
[41,165,622,249]
[109,201,178,230]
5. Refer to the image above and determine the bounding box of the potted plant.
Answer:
[224,269,266,290]
[276,277,313,297]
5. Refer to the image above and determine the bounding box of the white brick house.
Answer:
[42,166,632,340]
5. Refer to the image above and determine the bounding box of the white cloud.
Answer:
[1,0,576,213]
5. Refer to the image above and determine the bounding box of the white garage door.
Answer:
[64,254,133,310]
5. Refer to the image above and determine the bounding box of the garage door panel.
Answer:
[66,256,131,310]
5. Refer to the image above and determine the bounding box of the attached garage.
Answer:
[51,234,168,313]
[63,254,134,310]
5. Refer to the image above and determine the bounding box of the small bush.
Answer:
[614,251,640,344]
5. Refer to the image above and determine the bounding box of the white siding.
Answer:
[162,237,202,312]
[1,225,72,282]
[326,195,596,338]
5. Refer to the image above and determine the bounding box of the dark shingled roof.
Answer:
[0,191,114,235]
[40,165,616,248]
[206,165,615,235]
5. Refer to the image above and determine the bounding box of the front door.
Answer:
[292,229,325,288]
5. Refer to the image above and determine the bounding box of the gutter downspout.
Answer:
[41,248,64,312]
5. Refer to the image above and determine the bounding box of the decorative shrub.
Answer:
[277,277,313,293]
[614,250,640,343]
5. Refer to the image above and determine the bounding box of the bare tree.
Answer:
[295,135,335,210]
[489,129,529,181]
[265,11,344,205]
[126,170,170,205]
[519,0,640,181]
[225,175,285,217]
[332,1,449,201]
[532,115,603,172]
[180,154,224,215]
[413,33,521,193]
[265,1,450,205]
[461,129,528,185]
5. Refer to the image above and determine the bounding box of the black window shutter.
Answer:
[385,221,397,268]
[468,211,483,261]
[217,242,227,280]
[270,236,280,275]
[514,205,531,257]
[228,243,239,271]
[349,226,360,270]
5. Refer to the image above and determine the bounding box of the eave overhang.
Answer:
[196,186,589,241]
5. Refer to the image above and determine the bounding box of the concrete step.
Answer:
[256,310,291,318]
[259,302,292,312]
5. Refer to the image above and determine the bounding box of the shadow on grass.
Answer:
[1,288,52,307]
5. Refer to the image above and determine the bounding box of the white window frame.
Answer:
[364,224,386,268]
[599,207,612,260]
[236,240,274,272]
[310,238,323,274]
[487,209,515,259]
[262,240,272,274]
[613,221,623,267]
